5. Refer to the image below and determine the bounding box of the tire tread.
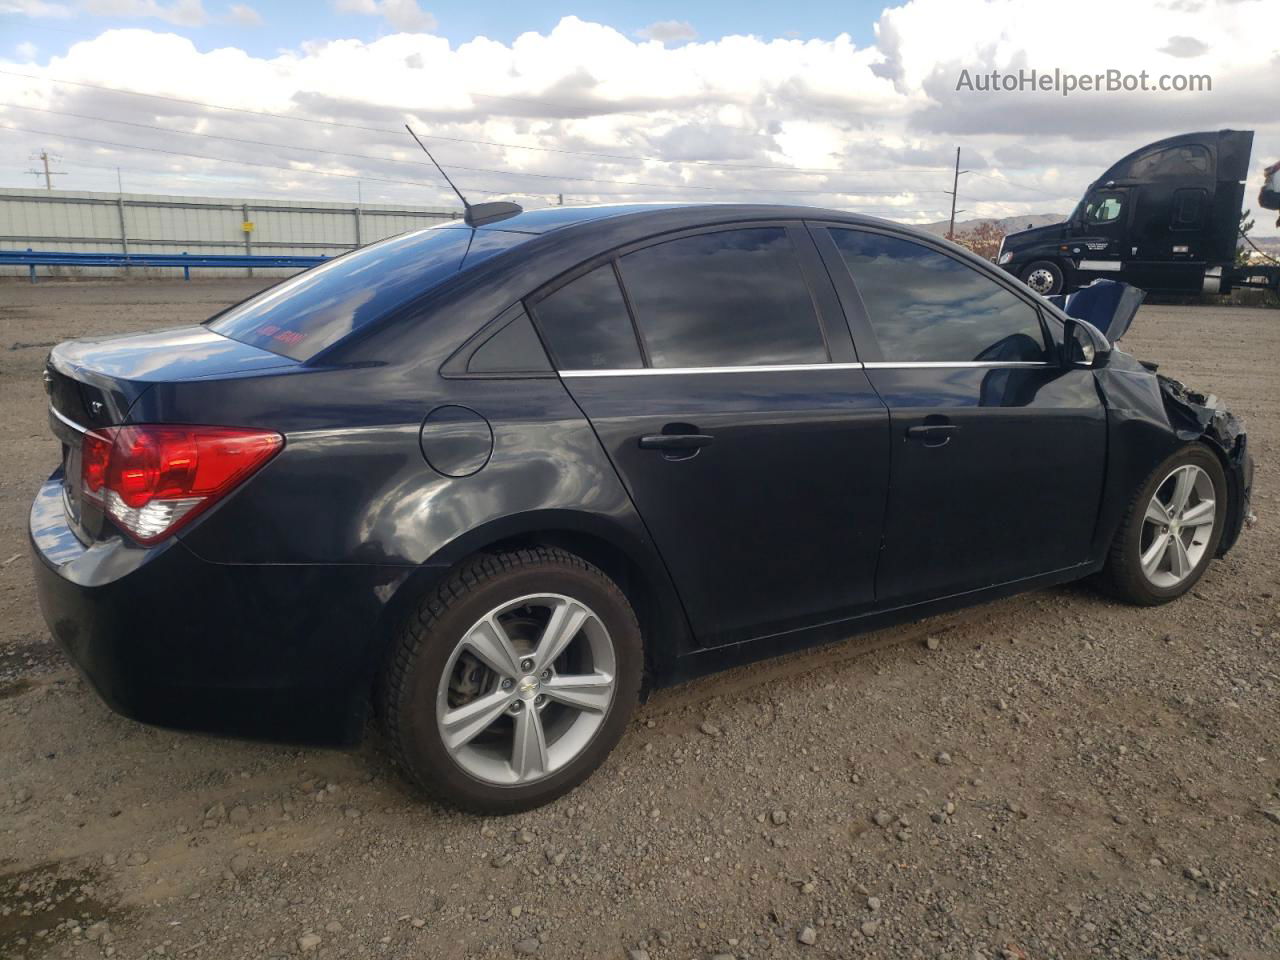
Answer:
[378,546,640,811]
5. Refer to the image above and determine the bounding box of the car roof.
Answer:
[471,202,902,238]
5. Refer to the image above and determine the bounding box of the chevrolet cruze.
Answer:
[30,204,1252,812]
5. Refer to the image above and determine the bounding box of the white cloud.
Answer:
[0,0,73,16]
[227,2,260,26]
[80,0,209,26]
[0,3,1275,231]
[334,0,436,33]
[1159,35,1208,57]
[16,40,38,59]
[634,19,696,44]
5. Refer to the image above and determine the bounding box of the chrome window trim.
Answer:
[50,406,88,434]
[559,362,865,378]
[862,360,1051,369]
[558,360,1053,377]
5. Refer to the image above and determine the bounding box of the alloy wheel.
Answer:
[1139,463,1216,588]
[435,593,617,785]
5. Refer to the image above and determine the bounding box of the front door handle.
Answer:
[905,424,958,448]
[638,433,714,451]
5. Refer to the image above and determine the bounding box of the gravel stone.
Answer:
[297,933,321,952]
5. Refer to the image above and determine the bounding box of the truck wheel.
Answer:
[380,547,643,814]
[1099,445,1227,606]
[1021,260,1063,296]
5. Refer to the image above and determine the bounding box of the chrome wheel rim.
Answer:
[435,593,616,786]
[1025,267,1056,295]
[1139,464,1216,588]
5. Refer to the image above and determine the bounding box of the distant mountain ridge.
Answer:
[913,214,1067,237]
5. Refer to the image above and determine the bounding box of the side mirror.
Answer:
[1061,317,1112,369]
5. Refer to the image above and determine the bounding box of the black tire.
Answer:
[1021,259,1064,296]
[1099,445,1227,606]
[379,547,642,814]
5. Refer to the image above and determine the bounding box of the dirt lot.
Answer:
[1,280,1278,960]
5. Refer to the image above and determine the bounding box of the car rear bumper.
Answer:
[29,474,398,746]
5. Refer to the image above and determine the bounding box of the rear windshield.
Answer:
[208,226,531,361]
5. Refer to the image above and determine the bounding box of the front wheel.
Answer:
[380,547,642,813]
[1021,260,1064,296]
[1100,445,1227,605]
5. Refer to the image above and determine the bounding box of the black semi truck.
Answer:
[996,129,1280,296]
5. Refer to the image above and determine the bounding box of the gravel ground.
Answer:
[1,280,1278,960]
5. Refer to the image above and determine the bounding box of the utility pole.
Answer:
[945,147,970,240]
[26,149,65,190]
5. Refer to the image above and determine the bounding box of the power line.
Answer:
[0,104,952,197]
[0,121,541,198]
[967,169,1067,199]
[0,124,940,210]
[0,68,953,176]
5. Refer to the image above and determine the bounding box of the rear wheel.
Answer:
[380,547,642,813]
[1021,260,1064,296]
[1100,445,1227,605]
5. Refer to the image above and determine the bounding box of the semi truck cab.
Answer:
[997,129,1255,296]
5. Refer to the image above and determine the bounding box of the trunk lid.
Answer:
[44,326,295,543]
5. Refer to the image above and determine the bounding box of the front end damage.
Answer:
[1157,374,1254,555]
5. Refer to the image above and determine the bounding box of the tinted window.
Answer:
[619,227,827,368]
[533,264,642,370]
[831,229,1048,363]
[1171,189,1205,229]
[1127,144,1210,180]
[1085,194,1124,224]
[467,311,551,374]
[208,226,529,361]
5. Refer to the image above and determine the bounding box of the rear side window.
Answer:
[532,264,643,370]
[618,227,828,368]
[1171,188,1205,230]
[831,229,1048,364]
[208,226,529,361]
[467,311,552,375]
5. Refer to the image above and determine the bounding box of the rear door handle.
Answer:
[905,424,958,448]
[638,433,714,451]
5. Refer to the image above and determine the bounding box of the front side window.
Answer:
[1085,194,1124,224]
[618,227,828,368]
[830,229,1048,364]
[532,264,642,370]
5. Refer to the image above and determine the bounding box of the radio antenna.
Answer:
[404,124,524,227]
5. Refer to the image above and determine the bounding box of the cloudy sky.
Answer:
[1,0,1277,232]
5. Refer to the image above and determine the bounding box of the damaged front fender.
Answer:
[1157,374,1254,556]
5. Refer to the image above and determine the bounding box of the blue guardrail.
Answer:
[0,249,329,282]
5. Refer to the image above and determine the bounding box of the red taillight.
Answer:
[81,425,282,544]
